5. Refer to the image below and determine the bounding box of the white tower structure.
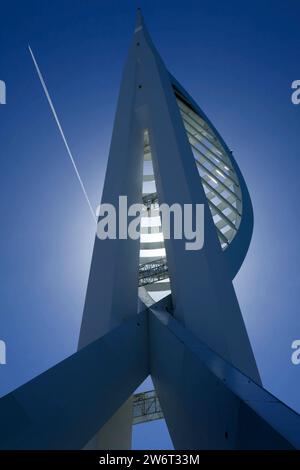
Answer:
[0,11,299,451]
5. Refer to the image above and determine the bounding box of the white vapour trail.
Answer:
[28,45,97,224]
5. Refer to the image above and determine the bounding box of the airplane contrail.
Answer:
[28,45,97,224]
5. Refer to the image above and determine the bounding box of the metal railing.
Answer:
[133,390,163,425]
[139,257,168,287]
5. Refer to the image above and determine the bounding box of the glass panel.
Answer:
[174,90,242,248]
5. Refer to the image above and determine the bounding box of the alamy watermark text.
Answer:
[96,196,205,251]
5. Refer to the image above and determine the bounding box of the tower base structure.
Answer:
[0,300,298,449]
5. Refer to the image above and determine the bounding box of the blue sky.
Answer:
[0,0,300,449]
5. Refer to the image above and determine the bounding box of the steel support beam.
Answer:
[0,312,148,449]
[148,302,299,449]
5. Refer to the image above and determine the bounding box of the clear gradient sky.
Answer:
[0,0,300,449]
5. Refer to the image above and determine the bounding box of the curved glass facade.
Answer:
[175,89,242,249]
[138,91,243,302]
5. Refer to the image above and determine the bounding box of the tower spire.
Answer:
[135,7,144,32]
